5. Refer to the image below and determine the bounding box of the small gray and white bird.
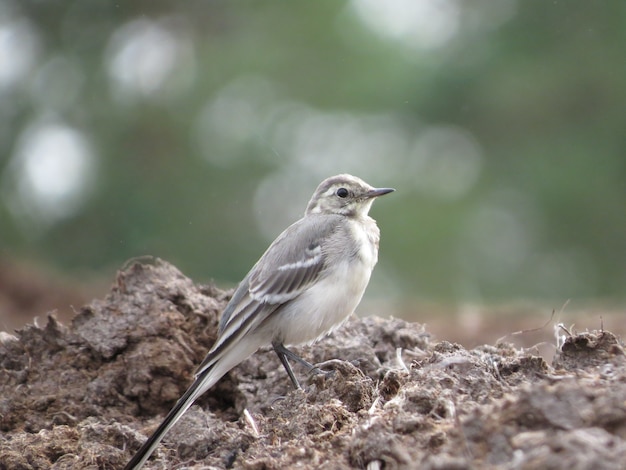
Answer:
[125,174,394,469]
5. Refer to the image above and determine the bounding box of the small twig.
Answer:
[554,299,571,324]
[395,348,409,373]
[368,396,380,415]
[243,409,260,437]
[495,309,556,345]
[554,322,575,350]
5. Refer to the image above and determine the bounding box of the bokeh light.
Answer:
[2,119,96,233]
[0,1,624,327]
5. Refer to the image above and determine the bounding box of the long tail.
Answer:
[125,300,272,469]
[124,375,207,470]
[124,332,264,469]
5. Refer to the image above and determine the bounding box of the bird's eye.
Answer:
[336,188,349,198]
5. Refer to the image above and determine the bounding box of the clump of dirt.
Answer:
[1,259,625,469]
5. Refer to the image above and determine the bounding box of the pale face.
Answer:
[305,174,394,217]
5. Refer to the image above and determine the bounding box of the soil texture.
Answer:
[1,259,625,469]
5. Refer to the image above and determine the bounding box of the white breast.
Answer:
[273,217,381,346]
[348,217,380,271]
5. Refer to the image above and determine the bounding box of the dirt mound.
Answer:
[1,259,625,469]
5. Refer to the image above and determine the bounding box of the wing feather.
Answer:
[197,296,279,375]
[206,214,342,374]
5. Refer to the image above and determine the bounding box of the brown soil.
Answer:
[1,259,625,469]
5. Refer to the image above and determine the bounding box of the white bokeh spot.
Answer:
[2,119,97,231]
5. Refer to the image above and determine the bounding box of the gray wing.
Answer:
[196,214,341,375]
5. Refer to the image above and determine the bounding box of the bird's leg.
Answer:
[272,342,331,389]
[273,342,301,389]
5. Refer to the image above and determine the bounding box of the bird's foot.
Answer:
[308,359,361,380]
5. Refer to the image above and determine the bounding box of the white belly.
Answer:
[280,263,370,345]
[273,219,380,345]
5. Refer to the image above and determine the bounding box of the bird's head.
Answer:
[305,174,394,218]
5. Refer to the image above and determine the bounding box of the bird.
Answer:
[124,174,394,469]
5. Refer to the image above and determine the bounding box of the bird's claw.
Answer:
[308,366,336,379]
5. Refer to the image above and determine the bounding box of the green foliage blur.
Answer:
[1,0,625,305]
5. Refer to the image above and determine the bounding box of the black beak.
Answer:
[366,187,395,198]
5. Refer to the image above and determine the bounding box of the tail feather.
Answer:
[125,306,269,469]
[124,374,209,470]
[124,335,263,469]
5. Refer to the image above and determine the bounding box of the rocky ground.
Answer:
[1,259,625,469]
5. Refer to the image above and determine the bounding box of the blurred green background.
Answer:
[1,1,625,329]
